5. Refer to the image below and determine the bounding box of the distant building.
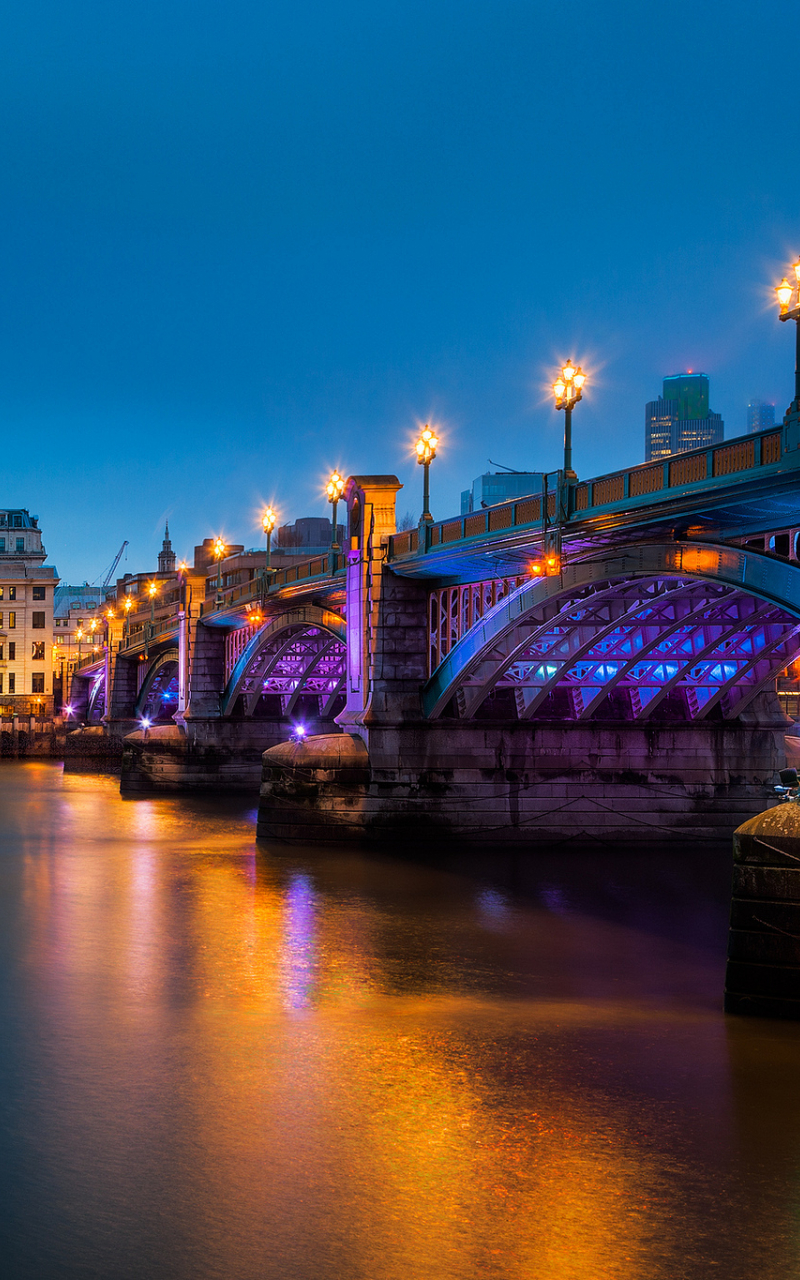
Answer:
[645,373,724,461]
[460,470,544,515]
[157,522,176,574]
[275,517,345,556]
[0,509,59,719]
[747,400,775,434]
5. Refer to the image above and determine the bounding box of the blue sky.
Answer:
[2,0,799,582]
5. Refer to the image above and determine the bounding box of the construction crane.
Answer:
[101,540,129,590]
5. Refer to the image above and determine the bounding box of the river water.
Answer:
[1,762,799,1279]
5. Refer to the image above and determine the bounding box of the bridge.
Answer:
[69,414,800,846]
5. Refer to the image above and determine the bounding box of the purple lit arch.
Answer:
[221,606,346,719]
[422,542,800,722]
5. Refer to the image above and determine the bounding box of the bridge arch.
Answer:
[134,649,179,721]
[221,606,346,719]
[422,541,800,722]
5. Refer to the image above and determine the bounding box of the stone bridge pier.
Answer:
[257,483,790,850]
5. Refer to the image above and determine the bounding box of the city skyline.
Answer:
[2,0,800,583]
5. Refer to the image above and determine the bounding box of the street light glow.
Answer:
[213,537,226,560]
[777,277,794,312]
[415,426,438,463]
[262,506,276,533]
[326,472,344,502]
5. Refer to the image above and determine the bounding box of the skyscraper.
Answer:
[747,400,775,434]
[644,372,724,461]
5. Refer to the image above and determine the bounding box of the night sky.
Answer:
[2,0,799,583]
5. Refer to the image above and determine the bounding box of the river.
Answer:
[0,761,799,1278]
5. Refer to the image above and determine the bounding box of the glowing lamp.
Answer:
[262,506,277,533]
[553,378,566,399]
[562,361,576,382]
[148,582,157,597]
[326,472,344,502]
[777,277,793,311]
[573,368,586,390]
[415,426,438,464]
[793,259,800,284]
[530,563,542,576]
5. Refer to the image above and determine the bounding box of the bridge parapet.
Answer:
[388,426,788,573]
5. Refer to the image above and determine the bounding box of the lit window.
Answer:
[31,642,44,660]
[8,612,15,629]
[32,585,45,601]
[8,587,15,601]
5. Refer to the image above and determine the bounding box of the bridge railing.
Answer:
[389,428,784,560]
[199,552,346,617]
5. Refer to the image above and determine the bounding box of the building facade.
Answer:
[0,509,59,720]
[747,400,775,434]
[461,470,544,515]
[645,373,724,461]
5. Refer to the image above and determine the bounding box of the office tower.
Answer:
[645,372,724,461]
[460,470,543,514]
[747,401,775,434]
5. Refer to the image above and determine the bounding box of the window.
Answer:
[0,646,3,660]
[9,642,15,660]
[31,642,44,660]
[8,674,15,693]
[8,613,15,629]
[0,539,5,553]
[0,676,3,693]
[8,586,16,601]
[32,612,45,629]
[32,585,45,601]
[76,619,83,628]
[12,515,22,528]
[31,673,44,693]
[0,588,3,599]
[15,538,24,553]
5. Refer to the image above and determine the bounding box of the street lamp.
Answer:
[552,360,586,479]
[775,258,800,408]
[212,537,226,607]
[123,594,133,642]
[415,425,438,523]
[262,507,276,571]
[326,473,344,551]
[148,581,157,627]
[76,627,83,663]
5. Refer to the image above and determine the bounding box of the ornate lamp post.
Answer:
[775,260,800,410]
[212,538,226,608]
[552,360,586,479]
[148,581,157,628]
[123,594,133,642]
[326,473,344,551]
[262,507,276,571]
[415,425,438,523]
[76,627,83,664]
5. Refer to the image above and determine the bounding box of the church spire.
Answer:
[158,520,176,574]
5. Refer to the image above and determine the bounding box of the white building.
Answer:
[0,509,59,719]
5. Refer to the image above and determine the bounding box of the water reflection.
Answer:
[0,762,798,1278]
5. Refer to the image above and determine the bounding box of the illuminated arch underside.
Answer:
[221,610,346,718]
[423,542,800,722]
[135,650,179,718]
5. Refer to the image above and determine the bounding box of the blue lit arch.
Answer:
[422,542,800,722]
[220,606,346,718]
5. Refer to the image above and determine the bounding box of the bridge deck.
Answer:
[388,426,800,582]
